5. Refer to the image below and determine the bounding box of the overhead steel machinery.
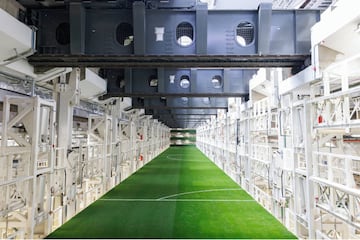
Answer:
[197,1,360,239]
[26,0,320,129]
[0,0,330,238]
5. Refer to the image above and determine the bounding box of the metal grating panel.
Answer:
[236,22,254,45]
[176,22,193,40]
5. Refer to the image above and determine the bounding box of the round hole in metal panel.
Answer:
[199,0,214,7]
[211,75,223,89]
[116,23,134,46]
[176,22,193,47]
[149,75,158,87]
[179,75,190,89]
[236,22,254,47]
[181,97,189,105]
[55,22,70,45]
[202,97,210,105]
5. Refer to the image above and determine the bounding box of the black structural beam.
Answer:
[29,54,309,69]
[100,68,254,100]
[30,2,320,70]
[101,92,248,99]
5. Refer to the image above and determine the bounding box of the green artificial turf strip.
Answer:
[47,146,296,239]
[170,129,196,134]
[170,137,196,141]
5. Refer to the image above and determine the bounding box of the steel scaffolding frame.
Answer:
[0,71,170,238]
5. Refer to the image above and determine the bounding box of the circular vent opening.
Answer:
[56,22,70,45]
[149,75,158,87]
[211,75,223,89]
[176,22,193,47]
[116,23,134,46]
[181,97,189,105]
[236,22,254,47]
[202,97,210,105]
[179,75,190,89]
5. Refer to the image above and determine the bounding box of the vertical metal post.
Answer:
[70,2,86,54]
[133,1,146,55]
[111,101,119,185]
[190,68,197,94]
[224,115,229,172]
[247,107,253,194]
[29,97,41,239]
[56,69,80,222]
[45,174,53,236]
[124,68,133,94]
[304,101,315,239]
[157,68,165,94]
[235,118,240,184]
[196,3,208,55]
[130,118,136,174]
[1,96,10,147]
[223,69,231,93]
[104,115,111,190]
[342,65,350,124]
[291,97,300,236]
[257,3,272,55]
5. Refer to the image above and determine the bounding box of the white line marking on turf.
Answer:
[100,198,157,202]
[99,198,255,202]
[158,188,244,200]
[166,154,183,160]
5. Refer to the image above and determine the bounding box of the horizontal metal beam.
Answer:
[133,106,226,110]
[132,97,228,109]
[173,116,211,119]
[101,92,247,99]
[146,109,218,115]
[29,55,309,69]
[161,116,210,121]
[161,113,216,116]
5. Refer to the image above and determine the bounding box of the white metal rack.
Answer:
[197,2,360,239]
[0,70,170,239]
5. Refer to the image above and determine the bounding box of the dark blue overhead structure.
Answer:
[24,0,320,128]
[100,67,248,127]
[145,108,217,129]
[29,1,319,68]
[101,68,255,98]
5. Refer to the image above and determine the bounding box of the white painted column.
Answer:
[304,102,315,239]
[55,69,80,222]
